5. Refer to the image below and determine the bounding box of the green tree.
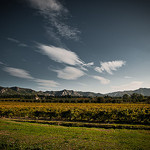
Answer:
[97,97,105,103]
[131,93,139,102]
[123,94,130,102]
[137,94,144,102]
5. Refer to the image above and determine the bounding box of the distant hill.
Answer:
[106,88,150,97]
[0,86,103,97]
[45,89,103,97]
[0,86,44,96]
[0,86,150,97]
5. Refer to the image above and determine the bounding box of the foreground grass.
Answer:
[0,119,150,150]
[8,118,150,130]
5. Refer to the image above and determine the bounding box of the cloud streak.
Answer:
[93,75,110,85]
[38,44,94,69]
[95,60,126,75]
[7,37,28,47]
[27,0,63,12]
[54,66,85,80]
[0,61,5,65]
[3,66,59,89]
[35,79,59,88]
[37,44,95,80]
[83,62,94,67]
[124,76,132,79]
[38,44,83,66]
[4,67,33,79]
[111,81,143,92]
[26,0,80,40]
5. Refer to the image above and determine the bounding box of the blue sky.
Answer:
[0,0,150,94]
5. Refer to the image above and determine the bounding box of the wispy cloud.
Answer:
[83,62,94,67]
[54,66,85,80]
[38,44,83,65]
[52,20,80,40]
[124,76,132,79]
[78,82,87,87]
[27,0,63,11]
[18,43,28,47]
[3,67,33,79]
[95,60,126,75]
[37,44,93,80]
[35,79,59,88]
[7,38,20,43]
[111,81,143,92]
[38,44,94,68]
[7,37,28,47]
[3,66,59,89]
[93,75,110,85]
[0,61,5,65]
[26,0,80,40]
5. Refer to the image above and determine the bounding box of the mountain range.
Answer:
[0,86,150,97]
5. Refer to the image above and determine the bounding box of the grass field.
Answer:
[0,119,150,150]
[0,102,150,149]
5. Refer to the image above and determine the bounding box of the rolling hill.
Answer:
[0,86,150,97]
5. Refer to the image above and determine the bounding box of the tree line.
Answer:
[0,93,150,103]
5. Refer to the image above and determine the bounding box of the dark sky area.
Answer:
[0,0,150,93]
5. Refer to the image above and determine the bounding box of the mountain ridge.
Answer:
[0,86,150,97]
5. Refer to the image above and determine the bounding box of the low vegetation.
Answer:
[0,119,150,150]
[0,102,150,124]
[0,93,150,103]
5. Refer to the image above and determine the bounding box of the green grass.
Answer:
[0,119,150,150]
[8,118,150,130]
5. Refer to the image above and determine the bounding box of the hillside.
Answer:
[107,88,150,97]
[0,86,150,97]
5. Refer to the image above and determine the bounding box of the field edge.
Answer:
[1,118,150,130]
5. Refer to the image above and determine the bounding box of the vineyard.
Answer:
[0,102,150,125]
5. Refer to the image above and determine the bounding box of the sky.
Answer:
[0,0,150,94]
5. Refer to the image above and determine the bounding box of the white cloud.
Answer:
[18,43,28,47]
[111,81,143,92]
[38,44,94,70]
[83,62,94,67]
[3,66,59,89]
[93,75,110,85]
[52,20,80,40]
[3,67,33,79]
[26,0,80,40]
[35,79,59,88]
[27,0,63,12]
[0,61,4,65]
[78,82,87,86]
[54,66,84,80]
[95,60,126,75]
[7,37,28,47]
[38,44,86,66]
[124,76,132,79]
[7,38,20,43]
